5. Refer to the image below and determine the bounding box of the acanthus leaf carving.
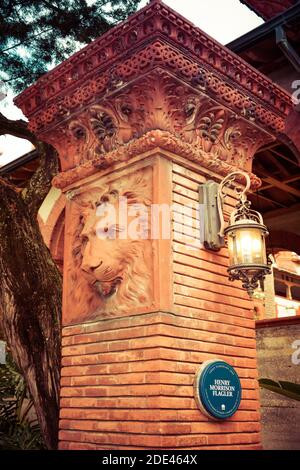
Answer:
[90,107,118,153]
[43,70,274,173]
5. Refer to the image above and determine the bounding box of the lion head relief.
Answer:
[65,168,153,324]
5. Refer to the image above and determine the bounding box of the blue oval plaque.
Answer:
[194,359,242,420]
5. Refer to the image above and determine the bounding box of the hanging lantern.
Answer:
[200,171,271,297]
[224,195,271,297]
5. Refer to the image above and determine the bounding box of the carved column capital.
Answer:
[14,0,291,178]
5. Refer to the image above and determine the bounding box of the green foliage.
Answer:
[0,0,141,93]
[0,354,44,450]
[259,378,300,402]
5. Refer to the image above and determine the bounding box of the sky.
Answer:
[0,0,263,168]
[139,0,263,45]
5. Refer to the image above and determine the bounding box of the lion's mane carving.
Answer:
[65,168,153,324]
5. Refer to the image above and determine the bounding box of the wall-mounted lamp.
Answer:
[199,171,271,297]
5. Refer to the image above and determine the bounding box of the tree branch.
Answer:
[0,111,37,146]
[22,141,60,218]
[0,113,59,217]
[0,27,53,54]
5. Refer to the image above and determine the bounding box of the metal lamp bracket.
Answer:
[199,180,224,251]
[199,171,251,251]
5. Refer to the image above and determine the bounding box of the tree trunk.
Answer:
[0,177,62,449]
[0,113,62,449]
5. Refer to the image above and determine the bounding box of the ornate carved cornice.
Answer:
[14,0,292,176]
[15,2,290,124]
[52,129,261,190]
[37,69,271,172]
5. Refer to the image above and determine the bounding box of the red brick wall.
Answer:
[59,313,260,449]
[170,162,261,449]
[58,156,261,449]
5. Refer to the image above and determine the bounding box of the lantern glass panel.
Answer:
[227,226,267,267]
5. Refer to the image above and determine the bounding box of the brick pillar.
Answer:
[14,0,290,451]
[56,145,261,450]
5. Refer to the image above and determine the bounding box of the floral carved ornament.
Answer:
[46,71,271,173]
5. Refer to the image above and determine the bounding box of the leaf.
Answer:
[0,0,141,93]
[259,378,300,401]
[0,354,44,449]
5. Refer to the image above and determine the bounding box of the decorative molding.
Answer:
[15,1,291,144]
[16,41,289,141]
[52,129,262,190]
[30,68,272,172]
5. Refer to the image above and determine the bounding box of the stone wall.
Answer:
[256,317,300,450]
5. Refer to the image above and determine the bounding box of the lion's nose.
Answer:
[81,259,103,274]
[80,239,103,273]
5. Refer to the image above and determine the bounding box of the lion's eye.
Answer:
[80,235,89,248]
[72,245,81,257]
